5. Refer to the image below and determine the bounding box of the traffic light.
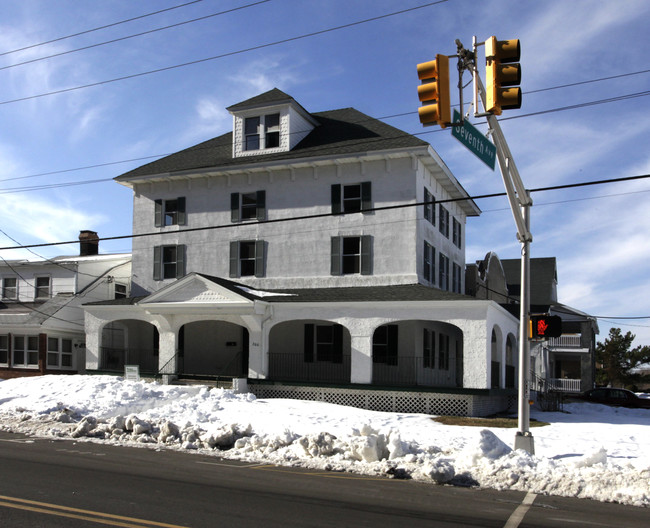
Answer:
[417,54,451,128]
[529,315,562,339]
[485,36,521,115]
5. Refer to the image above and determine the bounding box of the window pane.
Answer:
[239,242,256,276]
[14,350,24,364]
[265,131,280,148]
[3,278,17,299]
[61,354,73,367]
[241,193,258,220]
[28,336,39,350]
[0,335,7,349]
[36,277,50,298]
[265,113,279,129]
[28,351,39,365]
[48,352,59,366]
[48,338,58,351]
[62,339,72,353]
[14,336,24,350]
[245,117,260,134]
[162,246,177,279]
[343,184,362,212]
[164,199,178,226]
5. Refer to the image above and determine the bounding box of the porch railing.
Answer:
[268,353,351,383]
[372,355,457,388]
[549,378,581,392]
[99,347,158,374]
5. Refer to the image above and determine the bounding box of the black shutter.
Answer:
[254,240,265,277]
[331,236,341,276]
[176,244,186,279]
[361,182,371,211]
[177,197,186,225]
[387,325,398,366]
[304,324,314,363]
[153,246,162,280]
[154,200,163,227]
[229,241,239,278]
[331,184,342,214]
[360,235,372,275]
[231,193,240,222]
[256,190,266,221]
[332,324,343,364]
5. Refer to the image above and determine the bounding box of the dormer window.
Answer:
[244,113,280,151]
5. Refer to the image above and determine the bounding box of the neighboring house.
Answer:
[83,89,519,416]
[467,252,598,394]
[0,231,131,379]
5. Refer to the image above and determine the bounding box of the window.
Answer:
[13,335,39,367]
[244,113,280,151]
[373,325,398,365]
[452,262,462,294]
[304,324,343,363]
[439,204,449,238]
[423,328,435,368]
[439,253,449,291]
[0,335,8,365]
[35,276,51,299]
[153,245,186,280]
[423,241,435,284]
[231,191,266,222]
[438,333,450,370]
[452,218,462,248]
[155,197,186,227]
[230,240,265,278]
[331,235,372,275]
[2,277,17,300]
[47,337,73,369]
[114,283,127,299]
[331,182,371,214]
[424,188,435,225]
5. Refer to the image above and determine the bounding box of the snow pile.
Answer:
[0,375,649,507]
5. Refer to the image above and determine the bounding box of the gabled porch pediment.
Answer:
[140,273,259,314]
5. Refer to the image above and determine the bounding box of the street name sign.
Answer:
[451,109,496,170]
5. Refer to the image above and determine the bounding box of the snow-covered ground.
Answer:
[0,375,648,507]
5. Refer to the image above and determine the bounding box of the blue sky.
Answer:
[1,0,649,345]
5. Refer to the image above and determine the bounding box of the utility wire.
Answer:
[0,0,205,57]
[1,84,649,192]
[1,173,647,252]
[0,1,448,106]
[0,1,273,72]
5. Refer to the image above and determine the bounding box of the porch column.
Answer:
[84,312,102,370]
[458,320,489,389]
[242,309,267,379]
[350,333,372,384]
[158,329,177,376]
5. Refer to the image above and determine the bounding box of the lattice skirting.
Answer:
[248,383,514,417]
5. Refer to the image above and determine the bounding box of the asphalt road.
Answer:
[0,431,647,527]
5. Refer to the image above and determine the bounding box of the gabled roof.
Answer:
[115,107,429,181]
[225,88,296,111]
[86,274,477,306]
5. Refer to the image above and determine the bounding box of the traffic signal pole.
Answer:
[476,67,535,455]
[419,37,534,453]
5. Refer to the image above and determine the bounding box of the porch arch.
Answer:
[267,319,352,383]
[178,320,249,378]
[99,319,160,374]
[371,320,463,388]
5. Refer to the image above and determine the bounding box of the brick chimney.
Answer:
[79,230,99,256]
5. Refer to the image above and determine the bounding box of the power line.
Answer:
[0,1,273,72]
[0,0,205,57]
[0,1,448,106]
[1,173,647,252]
[1,85,649,193]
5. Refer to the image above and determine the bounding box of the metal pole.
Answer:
[514,198,534,454]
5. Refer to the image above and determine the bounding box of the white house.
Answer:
[83,89,519,416]
[1,231,131,379]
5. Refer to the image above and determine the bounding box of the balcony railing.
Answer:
[546,335,582,348]
[373,356,457,387]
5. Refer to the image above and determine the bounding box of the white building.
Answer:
[1,231,131,379]
[83,89,519,416]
